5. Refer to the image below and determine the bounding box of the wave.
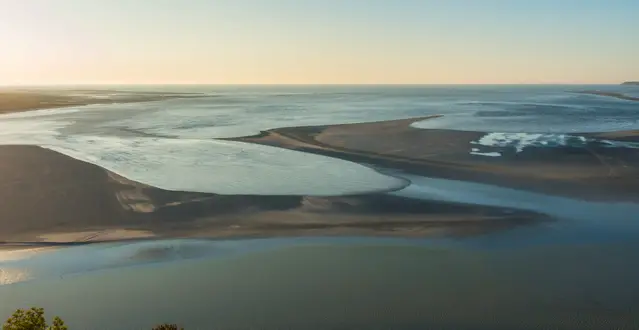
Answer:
[469,132,639,155]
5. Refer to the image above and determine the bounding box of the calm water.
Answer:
[2,239,639,329]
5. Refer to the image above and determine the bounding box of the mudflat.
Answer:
[0,145,547,245]
[230,116,639,201]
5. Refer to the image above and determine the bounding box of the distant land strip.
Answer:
[574,90,639,102]
[0,90,208,114]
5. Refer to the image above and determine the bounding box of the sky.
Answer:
[0,0,638,85]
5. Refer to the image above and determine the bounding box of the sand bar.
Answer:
[575,90,639,102]
[0,145,548,246]
[230,116,639,201]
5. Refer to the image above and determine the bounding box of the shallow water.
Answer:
[2,238,639,330]
[1,85,638,194]
[1,85,639,329]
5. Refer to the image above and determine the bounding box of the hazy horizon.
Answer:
[1,0,638,85]
[0,83,634,87]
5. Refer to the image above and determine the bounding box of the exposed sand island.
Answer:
[575,90,639,102]
[229,116,639,201]
[0,145,547,246]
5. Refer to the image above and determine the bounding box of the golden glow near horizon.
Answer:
[1,0,637,85]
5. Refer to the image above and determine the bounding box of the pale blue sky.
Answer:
[0,0,637,84]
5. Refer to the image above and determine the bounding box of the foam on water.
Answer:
[470,148,502,157]
[470,132,639,155]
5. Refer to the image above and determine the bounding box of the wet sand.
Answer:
[230,117,639,201]
[3,115,639,244]
[0,145,546,246]
[1,110,639,246]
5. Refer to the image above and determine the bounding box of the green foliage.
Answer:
[2,307,67,330]
[3,308,183,330]
[151,324,184,330]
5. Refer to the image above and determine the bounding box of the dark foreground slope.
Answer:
[0,145,545,245]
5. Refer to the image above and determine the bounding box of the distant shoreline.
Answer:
[3,88,638,115]
[575,90,639,102]
[0,90,207,114]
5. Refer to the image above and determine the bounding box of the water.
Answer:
[2,239,639,329]
[1,85,638,195]
[2,85,639,328]
[1,85,638,241]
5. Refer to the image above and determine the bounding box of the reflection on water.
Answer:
[0,240,246,282]
[0,247,56,262]
[0,268,32,285]
[1,240,639,330]
[393,174,639,223]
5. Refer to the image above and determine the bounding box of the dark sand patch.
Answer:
[589,129,639,142]
[0,145,547,244]
[229,117,639,201]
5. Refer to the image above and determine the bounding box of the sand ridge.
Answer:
[0,145,548,245]
[231,116,639,201]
